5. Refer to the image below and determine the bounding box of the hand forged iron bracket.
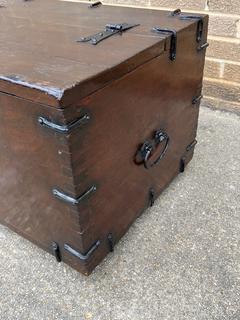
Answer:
[77,23,140,45]
[64,241,100,261]
[152,27,177,61]
[52,185,97,205]
[179,15,204,43]
[38,113,90,134]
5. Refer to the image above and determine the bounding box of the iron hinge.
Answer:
[152,27,177,61]
[77,23,140,45]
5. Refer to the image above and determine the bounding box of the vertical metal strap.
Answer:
[149,188,155,207]
[179,15,203,43]
[152,27,177,61]
[107,233,114,252]
[179,158,185,173]
[52,242,61,262]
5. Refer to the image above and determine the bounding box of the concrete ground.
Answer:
[0,107,239,320]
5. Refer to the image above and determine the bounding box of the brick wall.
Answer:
[66,0,240,113]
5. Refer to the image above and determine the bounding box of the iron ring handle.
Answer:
[135,130,169,169]
[143,144,153,169]
[144,131,169,169]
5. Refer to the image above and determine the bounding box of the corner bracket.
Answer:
[52,185,97,205]
[152,27,177,61]
[38,113,90,134]
[64,241,100,261]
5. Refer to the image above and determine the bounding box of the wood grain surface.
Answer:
[0,0,207,107]
[0,1,208,275]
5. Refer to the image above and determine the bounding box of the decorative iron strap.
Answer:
[77,23,140,45]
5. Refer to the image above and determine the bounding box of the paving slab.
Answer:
[0,107,240,320]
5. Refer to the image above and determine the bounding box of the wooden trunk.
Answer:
[0,0,208,275]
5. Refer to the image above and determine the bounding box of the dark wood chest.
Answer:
[0,0,208,275]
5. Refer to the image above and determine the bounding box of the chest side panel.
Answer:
[61,20,208,273]
[0,93,93,273]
